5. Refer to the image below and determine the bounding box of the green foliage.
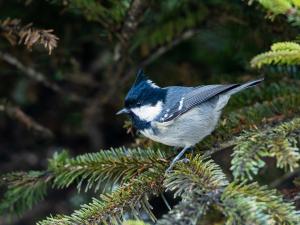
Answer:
[0,147,169,217]
[255,0,293,15]
[122,220,150,225]
[0,171,50,216]
[50,0,130,25]
[231,117,300,180]
[222,182,300,224]
[2,147,299,224]
[248,0,300,24]
[157,154,300,225]
[38,170,164,225]
[164,154,228,197]
[251,42,300,68]
[49,147,168,192]
[157,154,228,225]
[132,1,208,52]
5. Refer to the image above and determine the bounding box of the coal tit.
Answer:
[117,69,263,172]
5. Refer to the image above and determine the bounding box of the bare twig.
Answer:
[114,0,150,60]
[0,101,53,138]
[121,28,201,85]
[0,51,87,103]
[140,29,200,67]
[203,140,235,157]
[120,0,150,43]
[270,168,300,188]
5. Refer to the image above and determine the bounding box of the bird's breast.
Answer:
[141,104,222,147]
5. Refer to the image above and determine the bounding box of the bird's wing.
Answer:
[158,84,239,123]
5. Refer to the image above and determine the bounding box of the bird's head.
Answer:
[117,69,166,122]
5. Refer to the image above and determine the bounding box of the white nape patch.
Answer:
[147,80,159,88]
[131,101,163,122]
[178,97,184,110]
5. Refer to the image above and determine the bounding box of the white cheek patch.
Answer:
[131,101,163,122]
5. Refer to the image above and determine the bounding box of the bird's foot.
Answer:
[165,157,190,173]
[165,146,191,174]
[179,158,190,163]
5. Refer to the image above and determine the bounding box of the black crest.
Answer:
[133,69,147,86]
[125,69,166,108]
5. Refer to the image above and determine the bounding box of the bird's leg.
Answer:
[189,146,195,156]
[166,146,191,173]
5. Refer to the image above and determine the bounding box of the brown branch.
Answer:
[121,28,201,85]
[140,28,201,67]
[0,51,87,103]
[114,0,150,61]
[203,139,235,157]
[0,101,53,138]
[120,0,150,43]
[270,168,300,188]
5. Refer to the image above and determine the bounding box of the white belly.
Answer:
[141,103,222,147]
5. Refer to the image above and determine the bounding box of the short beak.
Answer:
[116,108,130,115]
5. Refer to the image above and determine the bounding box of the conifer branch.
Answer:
[0,18,58,54]
[0,148,169,216]
[157,153,300,224]
[0,171,51,215]
[246,0,300,24]
[156,195,211,225]
[231,117,300,180]
[123,221,149,225]
[251,42,300,68]
[164,154,229,197]
[222,182,300,224]
[157,154,228,225]
[49,148,169,192]
[38,170,165,225]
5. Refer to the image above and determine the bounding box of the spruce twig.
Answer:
[38,170,165,225]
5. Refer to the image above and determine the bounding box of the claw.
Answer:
[180,158,190,163]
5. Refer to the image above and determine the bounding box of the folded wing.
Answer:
[158,78,264,123]
[158,84,238,122]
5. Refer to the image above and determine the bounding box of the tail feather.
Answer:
[215,78,264,111]
[227,78,264,96]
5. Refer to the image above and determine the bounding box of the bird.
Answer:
[117,69,263,172]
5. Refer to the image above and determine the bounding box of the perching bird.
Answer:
[117,69,263,172]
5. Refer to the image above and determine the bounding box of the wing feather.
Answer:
[159,84,239,122]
